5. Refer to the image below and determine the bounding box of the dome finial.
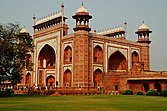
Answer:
[76,4,89,13]
[124,20,127,25]
[61,2,64,8]
[82,1,83,6]
[142,21,145,24]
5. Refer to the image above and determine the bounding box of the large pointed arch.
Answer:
[93,69,103,88]
[63,69,72,87]
[93,45,103,64]
[38,44,56,69]
[64,46,72,64]
[108,51,128,71]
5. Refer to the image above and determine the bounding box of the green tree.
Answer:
[0,23,34,85]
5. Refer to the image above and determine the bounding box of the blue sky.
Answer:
[0,0,167,71]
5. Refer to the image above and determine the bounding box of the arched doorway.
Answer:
[25,73,31,86]
[154,83,162,93]
[93,45,103,64]
[143,83,149,92]
[64,46,72,64]
[46,76,55,86]
[93,69,103,88]
[63,69,72,87]
[38,44,56,85]
[38,44,56,69]
[115,85,118,91]
[108,51,128,71]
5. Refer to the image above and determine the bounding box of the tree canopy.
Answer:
[0,23,34,85]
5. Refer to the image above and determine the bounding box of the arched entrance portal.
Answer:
[38,44,56,86]
[25,73,31,86]
[63,69,72,87]
[93,69,103,88]
[46,76,55,86]
[38,44,56,69]
[108,51,128,71]
[154,83,162,93]
[143,83,149,92]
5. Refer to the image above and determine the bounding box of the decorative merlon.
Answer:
[97,26,125,36]
[35,12,63,25]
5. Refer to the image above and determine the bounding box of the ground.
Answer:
[0,95,167,111]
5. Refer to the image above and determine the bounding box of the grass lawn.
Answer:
[0,94,167,111]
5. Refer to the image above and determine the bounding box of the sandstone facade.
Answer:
[21,4,167,94]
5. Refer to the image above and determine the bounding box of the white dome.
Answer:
[138,23,149,30]
[20,28,29,33]
[76,6,88,13]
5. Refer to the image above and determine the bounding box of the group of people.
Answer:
[0,84,56,92]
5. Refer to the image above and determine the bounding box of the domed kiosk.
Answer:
[136,22,152,44]
[72,4,92,32]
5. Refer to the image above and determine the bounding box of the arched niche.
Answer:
[46,75,55,86]
[154,82,162,93]
[93,69,103,88]
[132,51,139,68]
[63,69,72,87]
[143,83,149,92]
[38,44,56,69]
[108,51,128,71]
[64,46,72,64]
[25,73,31,86]
[93,45,103,64]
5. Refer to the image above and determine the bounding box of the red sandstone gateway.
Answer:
[17,4,167,94]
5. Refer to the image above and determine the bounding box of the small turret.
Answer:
[72,4,92,32]
[135,22,152,44]
[20,27,29,34]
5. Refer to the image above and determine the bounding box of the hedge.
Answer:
[137,91,144,95]
[160,89,167,97]
[146,90,159,96]
[0,89,12,97]
[122,90,133,95]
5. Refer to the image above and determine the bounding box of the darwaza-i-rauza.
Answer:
[20,4,167,94]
